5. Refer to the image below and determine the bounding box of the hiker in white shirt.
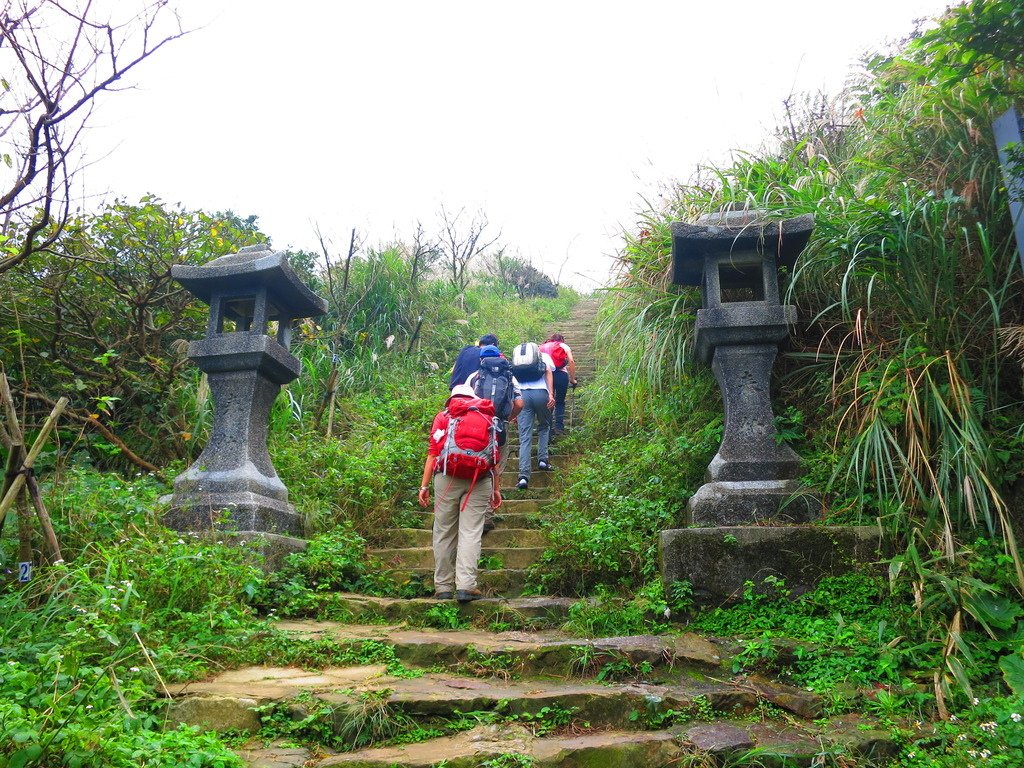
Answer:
[508,342,556,490]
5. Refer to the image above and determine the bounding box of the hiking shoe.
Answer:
[482,520,495,534]
[516,477,528,490]
[433,591,454,600]
[538,461,556,471]
[456,589,484,603]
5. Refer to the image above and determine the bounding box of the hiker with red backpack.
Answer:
[510,342,556,490]
[418,385,501,602]
[539,333,577,434]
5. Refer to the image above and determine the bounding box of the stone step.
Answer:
[370,546,546,571]
[384,527,548,549]
[272,621,727,678]
[495,498,554,514]
[385,567,531,597]
[310,717,896,767]
[500,471,556,487]
[168,667,833,737]
[279,595,575,627]
[316,726,681,767]
[417,511,544,531]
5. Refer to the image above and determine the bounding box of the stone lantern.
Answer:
[671,210,818,525]
[659,211,884,606]
[164,244,327,555]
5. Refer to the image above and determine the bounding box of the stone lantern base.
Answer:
[163,492,301,536]
[659,525,888,607]
[161,495,307,571]
[686,480,822,526]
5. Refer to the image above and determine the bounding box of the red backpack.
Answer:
[539,341,569,370]
[438,397,498,481]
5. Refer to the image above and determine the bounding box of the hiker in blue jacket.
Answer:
[448,334,498,389]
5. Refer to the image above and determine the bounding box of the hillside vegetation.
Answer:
[2,1,1024,766]
[530,0,1024,763]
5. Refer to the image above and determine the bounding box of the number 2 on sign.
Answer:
[18,562,31,583]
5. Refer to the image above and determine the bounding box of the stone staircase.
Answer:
[166,618,896,767]
[366,298,601,599]
[162,299,896,766]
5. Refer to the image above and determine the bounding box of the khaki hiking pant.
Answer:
[432,472,491,592]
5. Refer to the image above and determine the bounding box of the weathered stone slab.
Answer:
[745,675,823,719]
[165,694,263,732]
[683,722,755,754]
[659,525,886,606]
[531,729,682,766]
[279,593,576,625]
[168,664,392,700]
[826,714,900,760]
[591,632,723,668]
[236,742,312,768]
[318,725,532,766]
[272,621,726,675]
[315,674,742,728]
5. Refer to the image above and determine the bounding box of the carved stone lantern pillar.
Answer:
[164,244,327,554]
[659,212,885,606]
[671,210,819,524]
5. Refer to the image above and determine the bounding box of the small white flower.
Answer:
[85,705,93,710]
[980,721,997,733]
[980,750,991,759]
[129,667,140,673]
[1011,713,1022,723]
[972,697,980,706]
[958,734,968,741]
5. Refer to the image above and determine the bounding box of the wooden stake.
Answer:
[326,384,338,438]
[26,475,62,563]
[3,443,32,573]
[0,374,21,443]
[314,366,338,428]
[0,374,66,566]
[1,440,21,534]
[0,397,68,523]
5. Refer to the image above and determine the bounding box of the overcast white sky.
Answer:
[81,0,954,289]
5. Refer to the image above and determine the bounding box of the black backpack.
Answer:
[473,357,514,420]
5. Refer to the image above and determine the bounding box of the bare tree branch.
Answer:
[437,205,500,293]
[0,0,188,274]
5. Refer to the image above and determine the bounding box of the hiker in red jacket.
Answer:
[418,385,502,603]
[539,333,577,433]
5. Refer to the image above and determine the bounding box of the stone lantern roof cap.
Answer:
[171,244,327,318]
[670,212,814,287]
